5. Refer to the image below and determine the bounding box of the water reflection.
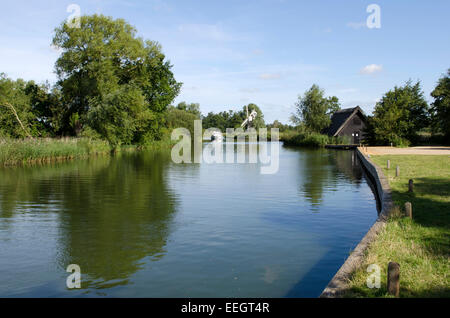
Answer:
[296,149,364,208]
[331,150,363,184]
[297,149,334,207]
[0,146,377,297]
[0,152,179,290]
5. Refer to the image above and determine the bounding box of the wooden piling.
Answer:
[387,262,400,297]
[408,179,414,193]
[405,202,412,219]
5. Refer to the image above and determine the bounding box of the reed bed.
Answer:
[0,138,111,166]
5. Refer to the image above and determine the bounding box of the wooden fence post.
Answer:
[387,262,400,297]
[396,165,400,177]
[405,202,412,219]
[408,179,414,193]
[387,160,391,169]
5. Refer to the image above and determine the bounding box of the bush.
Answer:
[389,135,411,147]
[330,135,352,145]
[281,131,356,147]
[281,131,330,147]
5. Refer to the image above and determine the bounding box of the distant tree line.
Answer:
[287,71,450,146]
[202,103,266,131]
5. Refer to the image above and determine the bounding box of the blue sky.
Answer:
[0,0,449,123]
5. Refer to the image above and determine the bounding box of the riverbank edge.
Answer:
[319,147,394,298]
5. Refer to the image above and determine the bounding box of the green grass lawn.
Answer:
[345,155,450,297]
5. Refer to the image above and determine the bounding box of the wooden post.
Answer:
[387,262,400,297]
[396,165,400,177]
[405,202,412,219]
[387,160,391,169]
[408,179,414,193]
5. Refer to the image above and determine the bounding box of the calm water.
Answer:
[0,144,378,297]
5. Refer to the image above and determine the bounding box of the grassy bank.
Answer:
[345,155,450,297]
[0,138,112,166]
[281,131,351,147]
[0,137,174,166]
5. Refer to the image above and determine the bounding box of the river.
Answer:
[0,143,378,297]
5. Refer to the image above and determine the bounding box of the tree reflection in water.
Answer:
[0,152,179,289]
[297,149,364,208]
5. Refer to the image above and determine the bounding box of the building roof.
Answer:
[325,106,366,136]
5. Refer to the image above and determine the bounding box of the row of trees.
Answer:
[0,15,182,147]
[2,15,447,147]
[0,66,267,144]
[288,70,450,146]
[202,103,266,131]
[366,71,450,146]
[365,80,428,146]
[0,14,269,146]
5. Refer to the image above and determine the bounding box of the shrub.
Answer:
[281,131,330,147]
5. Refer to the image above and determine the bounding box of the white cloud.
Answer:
[347,22,366,30]
[360,64,383,75]
[259,73,281,80]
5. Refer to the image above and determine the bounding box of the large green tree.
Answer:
[371,80,429,146]
[52,14,181,143]
[291,85,340,133]
[430,69,450,140]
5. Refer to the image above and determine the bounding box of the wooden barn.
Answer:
[325,106,367,144]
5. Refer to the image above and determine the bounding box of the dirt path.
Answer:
[363,146,450,156]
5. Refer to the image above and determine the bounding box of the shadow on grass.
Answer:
[414,177,450,197]
[346,175,450,298]
[391,177,450,229]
